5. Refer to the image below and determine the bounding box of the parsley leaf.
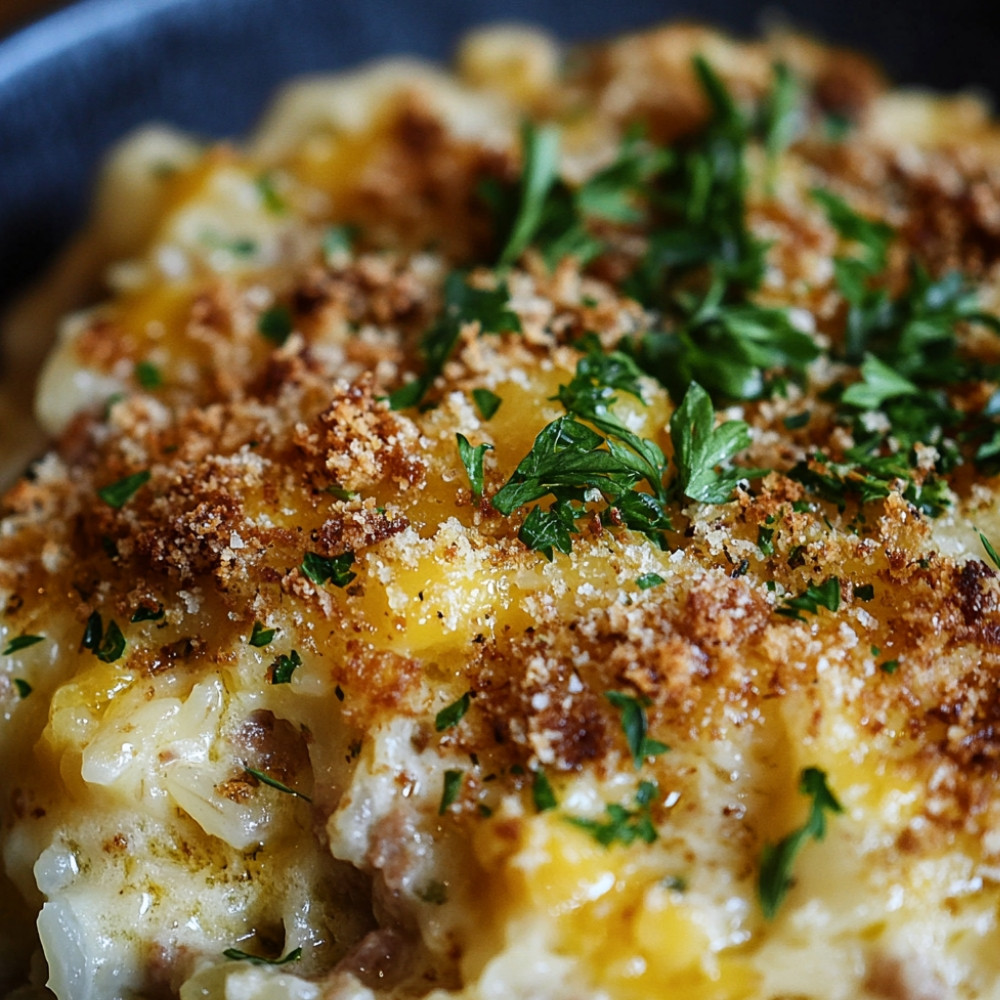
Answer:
[472,387,502,420]
[981,532,1000,571]
[668,381,758,503]
[605,691,669,768]
[3,635,44,656]
[456,434,493,499]
[322,224,357,261]
[135,360,162,389]
[258,304,293,346]
[758,767,843,918]
[498,122,562,266]
[301,551,356,587]
[568,779,660,847]
[389,272,521,410]
[777,576,841,621]
[435,692,472,732]
[244,765,312,802]
[761,62,803,177]
[270,650,301,684]
[14,678,32,698]
[636,572,665,590]
[439,769,464,814]
[81,612,126,662]
[131,604,164,623]
[532,768,558,812]
[493,344,673,556]
[98,470,150,508]
[224,947,302,966]
[249,621,276,647]
[627,285,819,402]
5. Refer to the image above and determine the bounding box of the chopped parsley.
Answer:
[135,360,162,389]
[493,344,673,557]
[668,381,759,503]
[301,551,356,587]
[130,604,164,623]
[605,691,669,768]
[472,387,502,420]
[854,584,875,602]
[757,525,775,556]
[981,532,1000,571]
[270,650,301,685]
[456,434,493,499]
[758,767,843,919]
[439,769,464,814]
[636,572,665,590]
[3,634,44,656]
[224,947,302,966]
[13,678,32,698]
[249,621,276,647]
[497,121,562,266]
[776,577,841,621]
[244,765,312,802]
[258,304,293,346]
[568,780,660,847]
[255,172,286,214]
[761,62,803,177]
[322,224,357,260]
[81,613,126,663]
[435,692,472,732]
[389,272,521,410]
[98,470,150,508]
[532,768,557,812]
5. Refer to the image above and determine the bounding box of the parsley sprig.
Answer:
[389,272,521,410]
[567,780,660,847]
[492,344,673,557]
[758,767,843,918]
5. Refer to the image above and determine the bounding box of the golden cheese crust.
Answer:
[4,20,1000,1000]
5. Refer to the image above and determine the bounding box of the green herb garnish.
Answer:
[636,572,665,590]
[532,768,557,812]
[777,577,841,621]
[258,304,293,346]
[758,767,843,919]
[13,678,32,698]
[981,532,1000,571]
[435,692,472,732]
[135,361,162,389]
[96,620,126,663]
[301,551,356,587]
[255,172,286,214]
[668,381,758,503]
[3,635,44,656]
[224,947,302,966]
[322,224,357,260]
[456,434,493,499]
[389,272,521,410]
[439,769,464,814]
[270,650,301,685]
[472,387,502,420]
[249,621,276,647]
[605,691,669,769]
[244,765,311,802]
[568,780,660,847]
[131,604,164,623]
[98,470,150,508]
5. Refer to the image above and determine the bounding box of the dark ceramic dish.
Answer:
[0,0,998,311]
